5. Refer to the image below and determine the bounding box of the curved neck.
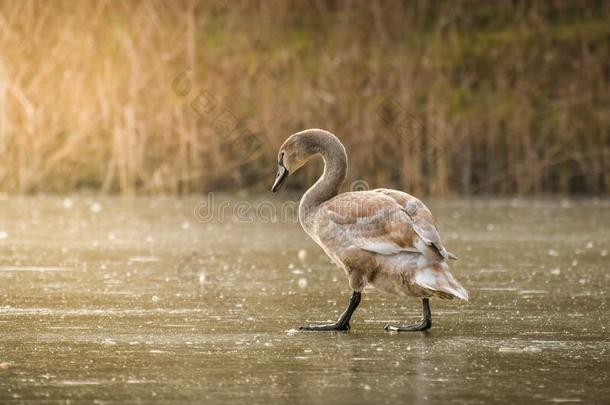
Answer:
[298,130,348,218]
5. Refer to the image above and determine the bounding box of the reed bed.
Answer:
[0,0,608,195]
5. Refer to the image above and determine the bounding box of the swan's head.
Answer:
[271,132,315,192]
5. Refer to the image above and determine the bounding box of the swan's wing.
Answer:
[318,190,454,261]
[371,189,456,260]
[317,192,419,256]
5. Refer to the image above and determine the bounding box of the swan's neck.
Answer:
[299,131,347,222]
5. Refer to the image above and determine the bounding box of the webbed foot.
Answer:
[299,322,350,331]
[385,298,432,332]
[384,318,431,332]
[298,291,361,332]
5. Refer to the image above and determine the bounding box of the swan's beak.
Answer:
[271,165,289,192]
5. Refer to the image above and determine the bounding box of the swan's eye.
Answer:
[278,151,285,166]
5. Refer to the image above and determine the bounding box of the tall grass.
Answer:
[0,0,608,195]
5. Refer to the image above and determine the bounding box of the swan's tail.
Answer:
[414,262,468,300]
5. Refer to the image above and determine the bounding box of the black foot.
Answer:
[299,291,361,332]
[385,298,432,332]
[300,322,350,331]
[384,318,431,332]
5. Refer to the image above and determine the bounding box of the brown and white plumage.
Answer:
[309,188,468,301]
[272,128,468,331]
[319,189,458,261]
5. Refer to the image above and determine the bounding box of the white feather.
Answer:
[360,240,420,256]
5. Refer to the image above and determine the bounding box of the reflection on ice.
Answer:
[0,196,608,403]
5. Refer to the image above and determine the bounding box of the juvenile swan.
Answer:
[272,129,468,332]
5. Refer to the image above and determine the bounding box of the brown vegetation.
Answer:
[0,0,608,195]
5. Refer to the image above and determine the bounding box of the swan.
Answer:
[271,129,468,332]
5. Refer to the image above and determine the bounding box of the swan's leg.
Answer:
[384,298,432,332]
[300,291,361,331]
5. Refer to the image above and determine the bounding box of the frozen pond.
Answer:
[0,195,608,403]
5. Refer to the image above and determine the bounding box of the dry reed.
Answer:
[0,0,608,195]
